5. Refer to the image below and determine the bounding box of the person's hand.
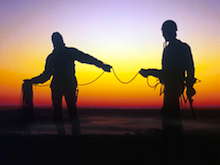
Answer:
[139,69,149,78]
[102,64,112,72]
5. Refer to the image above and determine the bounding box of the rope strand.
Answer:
[147,77,160,89]
[78,71,105,86]
[35,68,140,87]
[112,68,139,84]
[35,71,105,87]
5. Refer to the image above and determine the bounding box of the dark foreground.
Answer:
[0,129,219,165]
[0,108,219,164]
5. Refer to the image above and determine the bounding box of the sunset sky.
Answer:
[0,0,219,108]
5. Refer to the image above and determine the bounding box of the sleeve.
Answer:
[185,44,196,86]
[74,49,104,68]
[161,49,165,70]
[31,55,53,84]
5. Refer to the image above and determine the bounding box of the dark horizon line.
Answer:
[0,105,220,110]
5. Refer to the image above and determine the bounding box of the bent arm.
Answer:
[185,45,196,98]
[185,46,196,87]
[30,56,53,84]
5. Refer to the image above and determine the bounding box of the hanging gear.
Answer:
[140,68,199,120]
[20,81,35,134]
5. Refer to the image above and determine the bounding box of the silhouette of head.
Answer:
[161,20,177,41]
[52,32,65,48]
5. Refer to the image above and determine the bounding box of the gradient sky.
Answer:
[0,0,219,108]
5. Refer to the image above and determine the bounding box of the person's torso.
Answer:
[49,47,78,90]
[162,40,189,87]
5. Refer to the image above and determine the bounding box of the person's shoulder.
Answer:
[66,47,85,56]
[65,47,79,52]
[46,52,53,60]
[177,40,191,50]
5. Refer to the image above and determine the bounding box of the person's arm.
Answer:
[139,69,149,78]
[185,45,196,87]
[139,50,165,80]
[185,45,196,98]
[74,49,112,72]
[24,55,53,84]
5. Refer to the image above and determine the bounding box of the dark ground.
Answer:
[0,129,219,165]
[0,108,219,165]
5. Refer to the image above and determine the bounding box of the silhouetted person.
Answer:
[139,20,196,137]
[24,32,112,135]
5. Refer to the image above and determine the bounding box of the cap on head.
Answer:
[161,20,178,32]
[52,32,65,48]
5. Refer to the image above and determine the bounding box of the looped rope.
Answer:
[112,68,139,84]
[147,77,160,89]
[146,77,164,95]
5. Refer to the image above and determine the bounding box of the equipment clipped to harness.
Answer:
[20,81,35,133]
[143,69,200,120]
[75,88,79,103]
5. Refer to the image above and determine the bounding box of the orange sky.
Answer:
[0,0,219,108]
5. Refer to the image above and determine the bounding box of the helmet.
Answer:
[161,20,178,32]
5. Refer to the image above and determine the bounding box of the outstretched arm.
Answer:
[139,68,163,79]
[101,64,112,72]
[75,49,112,72]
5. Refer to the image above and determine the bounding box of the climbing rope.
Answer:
[146,77,160,89]
[146,76,164,96]
[35,67,141,88]
[112,68,140,84]
[34,71,105,88]
[78,71,105,86]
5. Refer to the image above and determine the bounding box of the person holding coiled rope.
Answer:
[139,20,196,137]
[24,32,112,135]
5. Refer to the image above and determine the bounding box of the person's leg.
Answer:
[161,89,183,135]
[64,90,80,135]
[52,89,65,135]
[161,89,183,162]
